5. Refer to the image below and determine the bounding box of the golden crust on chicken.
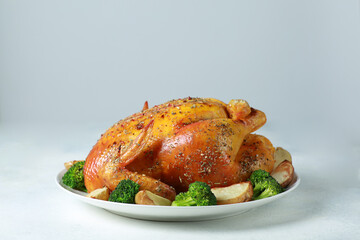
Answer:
[83,97,275,201]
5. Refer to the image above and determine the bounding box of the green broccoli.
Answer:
[249,169,284,200]
[62,161,86,192]
[171,192,197,206]
[171,181,217,206]
[249,169,271,185]
[108,179,140,203]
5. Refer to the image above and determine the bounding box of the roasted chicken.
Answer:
[84,97,275,201]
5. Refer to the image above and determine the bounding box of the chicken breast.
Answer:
[83,97,274,200]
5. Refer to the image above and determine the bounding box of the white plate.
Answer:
[56,169,300,221]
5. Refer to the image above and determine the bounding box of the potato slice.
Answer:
[271,160,294,188]
[86,187,110,200]
[64,160,83,170]
[274,147,292,169]
[135,190,172,206]
[211,182,253,205]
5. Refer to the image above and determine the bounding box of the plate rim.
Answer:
[56,168,300,220]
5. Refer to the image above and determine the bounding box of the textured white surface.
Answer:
[0,123,359,239]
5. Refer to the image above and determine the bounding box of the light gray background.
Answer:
[1,1,359,129]
[0,1,359,239]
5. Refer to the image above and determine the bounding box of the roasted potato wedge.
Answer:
[135,190,172,206]
[274,147,292,169]
[211,182,253,205]
[64,160,83,170]
[86,187,110,200]
[271,160,294,188]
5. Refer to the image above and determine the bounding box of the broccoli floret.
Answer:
[171,181,217,206]
[171,192,197,206]
[249,169,284,200]
[253,177,284,200]
[188,181,217,206]
[108,179,140,203]
[62,161,86,192]
[249,169,271,185]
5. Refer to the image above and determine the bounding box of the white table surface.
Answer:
[1,123,359,240]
